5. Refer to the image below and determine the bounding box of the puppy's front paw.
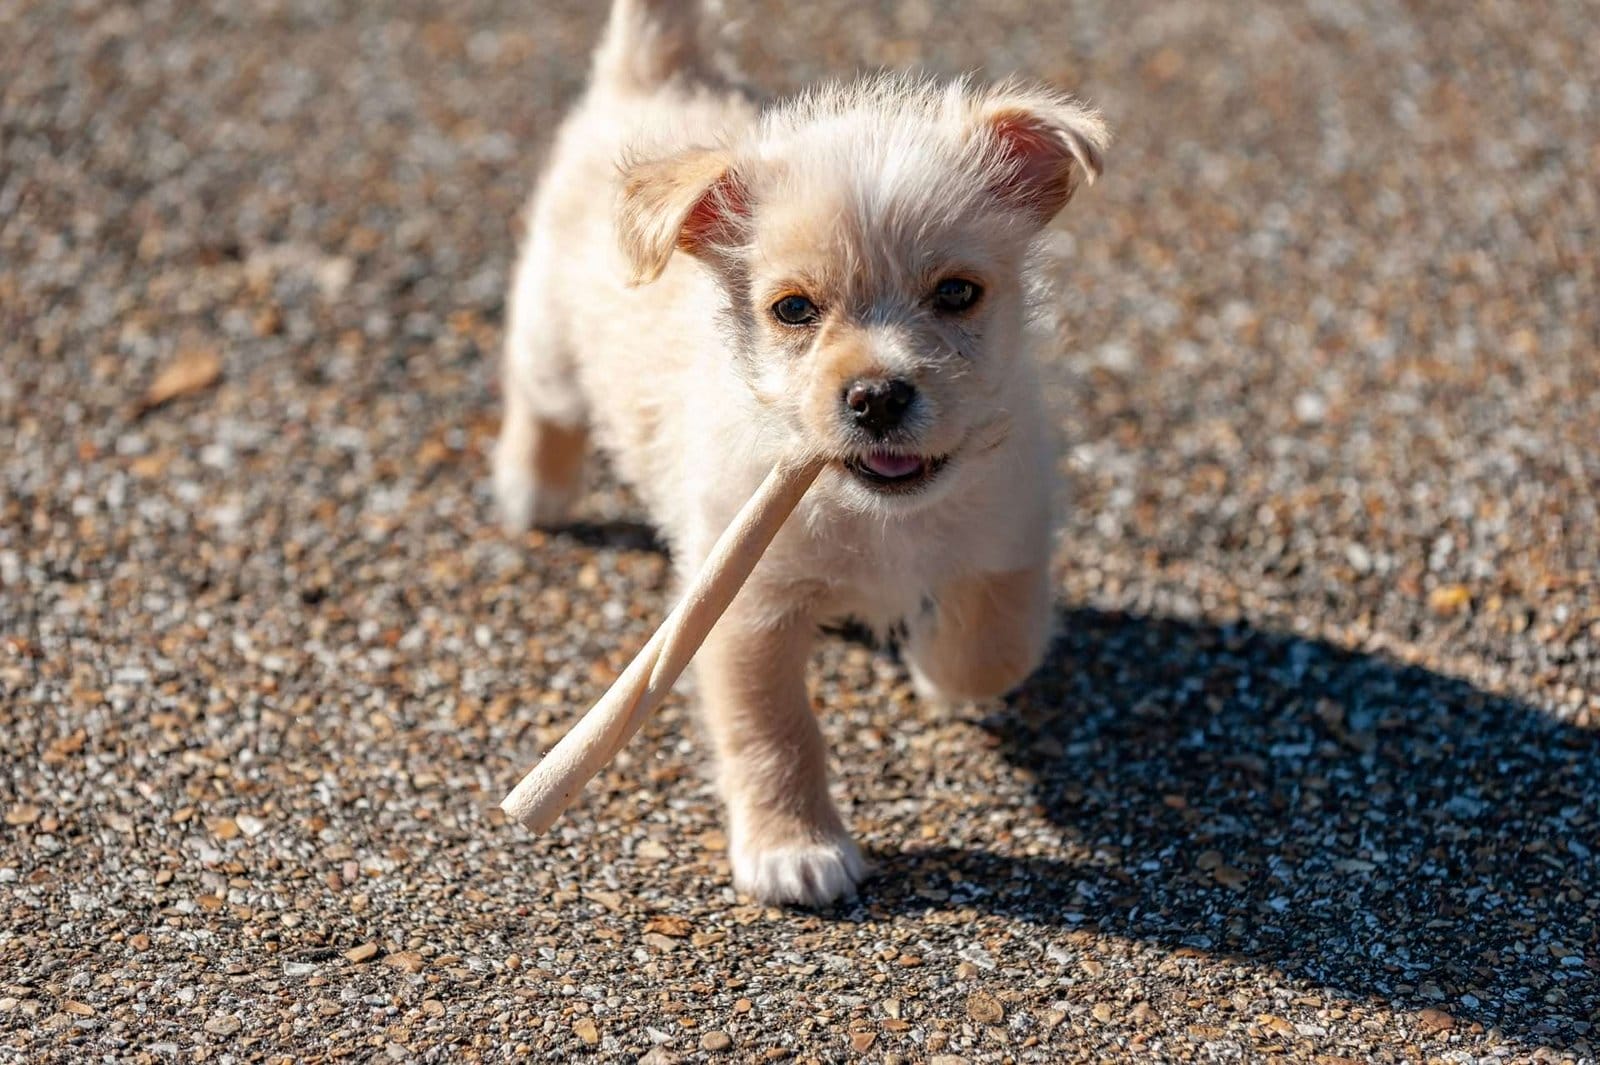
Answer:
[907,658,963,710]
[730,822,866,907]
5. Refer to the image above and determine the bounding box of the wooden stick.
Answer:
[501,456,824,833]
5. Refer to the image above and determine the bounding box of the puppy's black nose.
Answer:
[844,378,916,436]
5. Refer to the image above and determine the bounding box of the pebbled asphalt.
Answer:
[2,1,1596,1062]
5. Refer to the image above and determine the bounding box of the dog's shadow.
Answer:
[546,518,666,554]
[861,607,1598,1049]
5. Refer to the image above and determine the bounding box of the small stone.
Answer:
[573,1018,599,1046]
[204,1014,242,1036]
[208,818,240,841]
[1212,864,1249,889]
[849,1030,876,1052]
[61,1000,95,1017]
[585,890,624,913]
[1417,1007,1456,1033]
[1427,584,1472,616]
[4,804,40,826]
[129,934,151,951]
[139,347,222,412]
[343,942,380,964]
[966,991,1004,1025]
[129,453,170,478]
[700,1030,732,1052]
[638,1049,678,1065]
[1092,1003,1113,1023]
[253,306,282,336]
[645,915,692,938]
[930,1056,971,1065]
[1293,391,1327,424]
[384,951,424,974]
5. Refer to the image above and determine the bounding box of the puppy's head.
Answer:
[618,76,1108,512]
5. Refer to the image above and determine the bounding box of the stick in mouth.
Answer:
[500,456,825,833]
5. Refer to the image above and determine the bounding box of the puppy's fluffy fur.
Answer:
[496,0,1109,906]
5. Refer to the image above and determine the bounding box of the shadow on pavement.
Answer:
[864,608,1598,1049]
[548,518,667,554]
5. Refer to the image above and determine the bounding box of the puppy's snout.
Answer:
[843,377,916,436]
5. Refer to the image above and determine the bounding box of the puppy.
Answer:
[495,0,1109,906]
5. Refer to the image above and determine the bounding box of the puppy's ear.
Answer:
[617,147,748,285]
[973,84,1110,223]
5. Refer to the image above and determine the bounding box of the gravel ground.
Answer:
[3,0,1597,1062]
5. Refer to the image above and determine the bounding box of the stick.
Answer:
[500,456,824,833]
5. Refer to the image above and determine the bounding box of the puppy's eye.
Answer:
[931,278,982,314]
[771,294,821,326]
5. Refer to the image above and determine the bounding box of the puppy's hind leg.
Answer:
[494,239,588,533]
[495,382,587,533]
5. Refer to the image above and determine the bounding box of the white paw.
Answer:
[730,832,867,907]
[492,453,573,533]
[907,658,960,709]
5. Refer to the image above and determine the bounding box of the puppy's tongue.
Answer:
[862,450,923,478]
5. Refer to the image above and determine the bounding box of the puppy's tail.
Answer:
[591,0,708,95]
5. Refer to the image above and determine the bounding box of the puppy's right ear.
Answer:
[617,148,748,285]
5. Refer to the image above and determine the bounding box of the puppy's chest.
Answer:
[798,529,950,640]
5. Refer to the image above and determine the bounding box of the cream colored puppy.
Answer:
[495,0,1109,906]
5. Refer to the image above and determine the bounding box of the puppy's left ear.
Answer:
[972,83,1110,224]
[617,147,748,285]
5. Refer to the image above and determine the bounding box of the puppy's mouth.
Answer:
[842,449,949,494]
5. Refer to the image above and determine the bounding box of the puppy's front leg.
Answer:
[696,607,864,906]
[906,566,1054,703]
